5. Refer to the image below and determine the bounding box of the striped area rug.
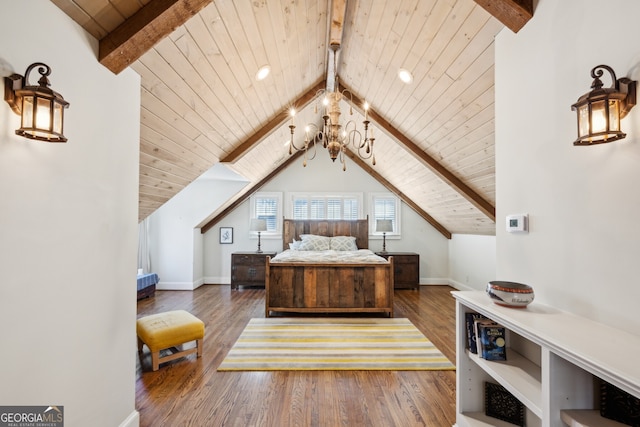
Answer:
[217,317,455,371]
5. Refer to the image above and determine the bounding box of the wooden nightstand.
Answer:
[375,252,419,290]
[231,251,276,290]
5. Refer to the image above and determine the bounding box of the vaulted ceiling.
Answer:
[51,0,533,237]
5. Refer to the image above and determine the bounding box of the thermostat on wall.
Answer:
[506,214,528,233]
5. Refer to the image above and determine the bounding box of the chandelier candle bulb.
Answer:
[287,49,377,170]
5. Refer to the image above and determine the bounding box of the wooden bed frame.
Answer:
[265,218,394,317]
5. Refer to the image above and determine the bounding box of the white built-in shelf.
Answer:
[453,290,640,427]
[560,410,629,427]
[467,348,542,417]
[456,411,521,427]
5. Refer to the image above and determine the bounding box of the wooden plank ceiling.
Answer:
[50,0,531,236]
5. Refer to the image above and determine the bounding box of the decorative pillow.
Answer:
[289,239,301,250]
[298,234,331,251]
[330,236,358,251]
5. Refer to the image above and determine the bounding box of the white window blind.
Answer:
[290,193,362,220]
[250,192,282,233]
[292,198,307,219]
[370,193,400,234]
[310,199,325,219]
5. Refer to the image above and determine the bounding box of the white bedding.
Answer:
[270,249,388,264]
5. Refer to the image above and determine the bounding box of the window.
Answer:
[250,192,282,234]
[370,193,400,235]
[289,193,363,220]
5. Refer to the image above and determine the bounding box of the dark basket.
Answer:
[485,382,525,426]
[600,380,640,427]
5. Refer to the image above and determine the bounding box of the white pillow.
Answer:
[330,236,358,251]
[298,234,331,251]
[289,239,301,250]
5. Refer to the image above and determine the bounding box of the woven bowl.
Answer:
[486,281,534,308]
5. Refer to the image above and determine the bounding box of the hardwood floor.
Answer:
[136,285,457,426]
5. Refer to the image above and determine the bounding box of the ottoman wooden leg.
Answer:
[152,351,160,372]
[196,339,203,358]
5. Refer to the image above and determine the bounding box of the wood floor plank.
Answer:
[136,284,457,426]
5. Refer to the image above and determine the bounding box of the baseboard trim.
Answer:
[420,277,450,285]
[119,410,139,427]
[157,281,196,291]
[204,276,230,285]
[193,277,204,290]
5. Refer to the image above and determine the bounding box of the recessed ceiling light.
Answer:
[255,65,271,81]
[398,68,413,84]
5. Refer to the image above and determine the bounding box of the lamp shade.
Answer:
[376,219,393,233]
[250,219,267,232]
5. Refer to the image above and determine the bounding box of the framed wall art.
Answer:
[219,227,233,244]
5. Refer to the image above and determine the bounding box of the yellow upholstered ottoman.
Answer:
[136,310,205,371]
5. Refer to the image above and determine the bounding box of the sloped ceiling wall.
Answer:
[50,0,533,236]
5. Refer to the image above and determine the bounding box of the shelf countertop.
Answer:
[452,291,640,400]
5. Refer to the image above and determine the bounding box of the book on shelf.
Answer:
[473,318,495,356]
[465,312,487,354]
[475,319,507,361]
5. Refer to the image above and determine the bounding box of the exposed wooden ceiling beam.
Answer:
[338,82,496,222]
[344,151,452,239]
[99,0,213,74]
[329,0,347,48]
[326,0,346,92]
[221,80,326,163]
[473,0,533,33]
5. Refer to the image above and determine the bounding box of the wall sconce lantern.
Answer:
[4,62,69,142]
[571,65,636,146]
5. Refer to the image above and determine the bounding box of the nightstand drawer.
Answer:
[233,254,268,266]
[231,252,276,289]
[232,263,266,281]
[375,252,419,289]
[392,254,418,265]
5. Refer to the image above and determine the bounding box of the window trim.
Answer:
[369,192,401,236]
[249,192,283,237]
[287,192,364,220]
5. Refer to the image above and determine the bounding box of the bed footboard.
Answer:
[265,257,394,317]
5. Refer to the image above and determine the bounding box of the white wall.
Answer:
[449,234,496,290]
[495,0,640,335]
[147,163,248,289]
[0,1,140,426]
[202,151,452,284]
